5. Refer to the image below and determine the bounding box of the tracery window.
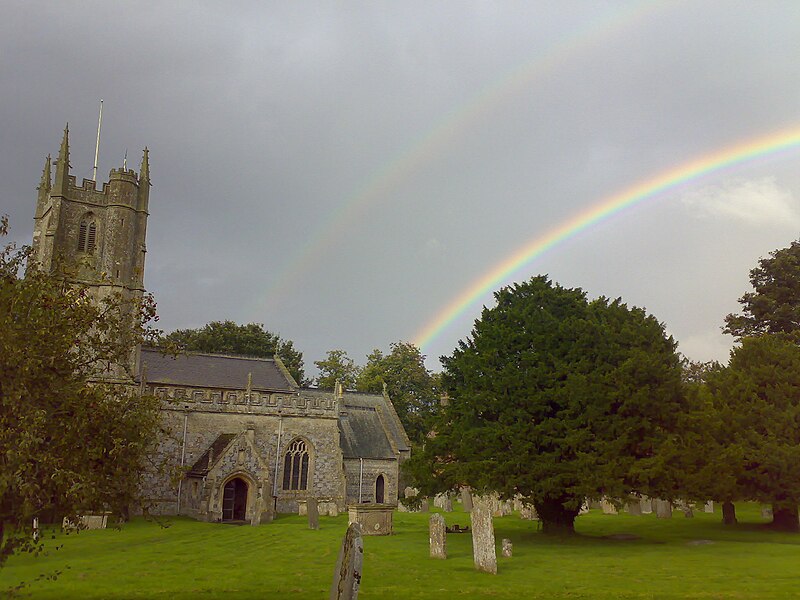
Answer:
[282,439,310,491]
[78,218,97,253]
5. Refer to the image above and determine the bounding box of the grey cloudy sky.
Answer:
[3,1,800,376]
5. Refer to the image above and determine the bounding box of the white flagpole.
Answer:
[92,99,103,181]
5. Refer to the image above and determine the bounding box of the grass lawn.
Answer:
[2,503,800,599]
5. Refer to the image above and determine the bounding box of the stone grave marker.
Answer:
[626,500,642,516]
[443,495,453,512]
[308,498,320,530]
[601,499,618,515]
[655,499,673,519]
[420,498,429,512]
[330,522,364,600]
[429,513,447,559]
[703,501,714,513]
[461,487,473,513]
[640,496,653,514]
[501,538,513,558]
[470,498,498,574]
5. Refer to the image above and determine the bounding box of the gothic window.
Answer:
[78,217,97,253]
[282,439,310,491]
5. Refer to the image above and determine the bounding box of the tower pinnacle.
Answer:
[53,124,70,195]
[139,147,150,184]
[38,154,52,193]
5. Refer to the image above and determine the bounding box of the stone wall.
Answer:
[343,457,398,505]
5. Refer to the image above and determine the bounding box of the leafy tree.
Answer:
[314,349,361,390]
[164,321,305,385]
[0,216,164,565]
[356,342,439,444]
[725,239,800,339]
[406,276,685,534]
[705,335,800,531]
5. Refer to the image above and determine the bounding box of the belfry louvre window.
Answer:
[78,220,97,253]
[282,439,309,491]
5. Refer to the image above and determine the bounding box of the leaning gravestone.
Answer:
[308,498,320,530]
[443,495,453,512]
[501,538,513,558]
[470,497,498,574]
[429,513,447,559]
[461,487,473,513]
[330,523,364,600]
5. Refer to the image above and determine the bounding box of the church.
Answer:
[30,128,411,524]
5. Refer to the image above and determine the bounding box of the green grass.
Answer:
[3,504,800,599]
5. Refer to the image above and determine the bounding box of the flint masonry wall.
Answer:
[142,385,345,516]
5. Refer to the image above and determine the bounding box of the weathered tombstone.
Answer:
[626,500,642,516]
[501,538,513,558]
[703,501,714,513]
[330,522,363,600]
[404,486,418,499]
[429,513,447,559]
[329,504,339,518]
[420,498,429,512]
[470,498,498,574]
[683,506,694,519]
[461,487,473,513]
[601,499,618,515]
[443,494,453,512]
[640,496,652,514]
[434,493,446,509]
[761,505,773,520]
[308,498,320,530]
[655,499,673,519]
[579,500,590,515]
[298,500,308,516]
[519,504,538,520]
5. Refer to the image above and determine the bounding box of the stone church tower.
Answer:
[31,126,151,378]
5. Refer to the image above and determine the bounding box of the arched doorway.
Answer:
[222,477,248,522]
[375,474,385,504]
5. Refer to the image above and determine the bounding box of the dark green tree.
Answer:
[164,321,305,385]
[724,239,800,339]
[356,342,439,444]
[406,276,685,534]
[314,349,361,391]
[0,217,164,565]
[706,335,800,531]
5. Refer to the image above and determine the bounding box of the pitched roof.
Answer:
[188,433,237,476]
[335,392,411,459]
[138,347,296,391]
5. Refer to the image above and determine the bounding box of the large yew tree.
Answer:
[408,276,685,534]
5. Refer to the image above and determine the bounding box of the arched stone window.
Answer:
[78,216,97,253]
[282,439,310,491]
[375,474,385,504]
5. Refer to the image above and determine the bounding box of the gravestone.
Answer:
[703,501,714,513]
[308,498,320,530]
[461,487,473,513]
[761,505,773,520]
[470,498,498,574]
[640,496,653,514]
[626,500,642,516]
[330,523,363,600]
[519,504,538,520]
[429,513,447,559]
[579,500,590,515]
[329,504,339,518]
[601,499,618,515]
[501,538,513,558]
[420,498,429,512]
[655,500,673,519]
[443,495,453,512]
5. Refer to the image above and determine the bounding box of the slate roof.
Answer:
[336,392,411,460]
[188,433,237,476]
[138,347,296,391]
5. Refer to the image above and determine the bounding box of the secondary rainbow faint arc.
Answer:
[255,1,666,314]
[413,127,800,350]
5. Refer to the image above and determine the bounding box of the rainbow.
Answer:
[413,127,800,350]
[253,1,667,314]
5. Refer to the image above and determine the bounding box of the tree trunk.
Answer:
[771,502,799,532]
[534,497,579,535]
[721,501,737,525]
